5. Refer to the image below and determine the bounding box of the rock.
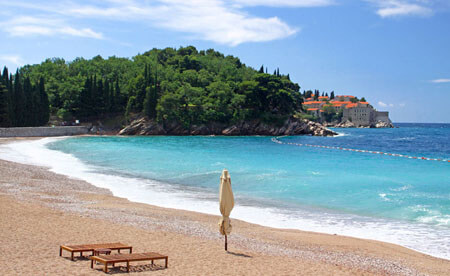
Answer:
[119,116,338,137]
[374,121,394,128]
[335,120,356,128]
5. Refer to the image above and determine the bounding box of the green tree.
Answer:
[259,65,264,73]
[14,70,25,126]
[38,77,50,125]
[0,83,10,127]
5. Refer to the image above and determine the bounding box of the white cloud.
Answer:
[231,0,335,7]
[0,0,309,46]
[1,16,103,39]
[378,101,397,108]
[431,78,450,83]
[368,0,433,17]
[0,55,24,66]
[399,103,406,107]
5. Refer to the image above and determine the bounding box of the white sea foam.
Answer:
[0,138,449,260]
[332,132,349,137]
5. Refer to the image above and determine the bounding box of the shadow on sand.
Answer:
[226,251,252,258]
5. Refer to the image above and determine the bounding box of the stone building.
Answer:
[303,94,392,127]
[342,104,392,127]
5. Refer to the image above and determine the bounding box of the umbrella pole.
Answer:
[225,234,228,251]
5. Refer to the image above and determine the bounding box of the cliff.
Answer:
[118,117,337,136]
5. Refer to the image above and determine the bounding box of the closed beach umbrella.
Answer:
[218,169,234,251]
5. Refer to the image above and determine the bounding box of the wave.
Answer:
[0,138,449,260]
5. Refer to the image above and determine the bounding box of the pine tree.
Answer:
[0,83,10,127]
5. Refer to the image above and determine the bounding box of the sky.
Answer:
[0,0,449,123]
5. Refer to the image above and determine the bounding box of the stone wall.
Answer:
[0,126,89,137]
[375,111,391,123]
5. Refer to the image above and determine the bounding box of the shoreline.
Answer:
[1,137,449,275]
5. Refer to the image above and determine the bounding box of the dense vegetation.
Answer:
[1,46,307,128]
[0,68,49,127]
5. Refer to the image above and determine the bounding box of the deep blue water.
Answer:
[41,123,450,258]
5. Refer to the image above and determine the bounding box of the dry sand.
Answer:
[0,138,449,275]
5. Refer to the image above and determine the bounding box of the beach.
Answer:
[0,138,449,275]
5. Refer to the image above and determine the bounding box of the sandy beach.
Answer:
[0,138,449,275]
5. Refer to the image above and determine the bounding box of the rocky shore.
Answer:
[118,117,337,137]
[323,120,394,128]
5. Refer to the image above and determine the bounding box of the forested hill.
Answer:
[1,46,305,128]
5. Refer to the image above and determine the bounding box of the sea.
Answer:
[1,123,449,259]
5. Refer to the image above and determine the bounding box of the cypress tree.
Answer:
[113,80,120,112]
[104,79,110,112]
[23,77,33,126]
[2,67,8,87]
[330,91,335,100]
[38,77,49,125]
[259,65,264,73]
[143,87,152,118]
[96,78,103,115]
[108,80,114,112]
[30,84,41,126]
[0,83,10,127]
[14,70,25,126]
[78,76,92,117]
[276,68,280,77]
[8,73,15,125]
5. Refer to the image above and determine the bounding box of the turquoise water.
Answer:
[2,123,448,258]
[47,124,450,226]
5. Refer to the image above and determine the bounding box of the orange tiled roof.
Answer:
[345,103,358,108]
[359,101,369,104]
[337,95,355,98]
[307,108,319,111]
[318,96,329,99]
[330,101,352,105]
[303,101,323,105]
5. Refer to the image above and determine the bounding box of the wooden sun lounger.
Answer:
[90,252,168,273]
[60,243,132,260]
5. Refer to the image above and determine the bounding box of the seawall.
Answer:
[0,126,89,137]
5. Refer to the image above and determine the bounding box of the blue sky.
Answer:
[0,0,449,123]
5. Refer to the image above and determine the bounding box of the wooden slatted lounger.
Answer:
[60,243,132,260]
[90,252,168,273]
